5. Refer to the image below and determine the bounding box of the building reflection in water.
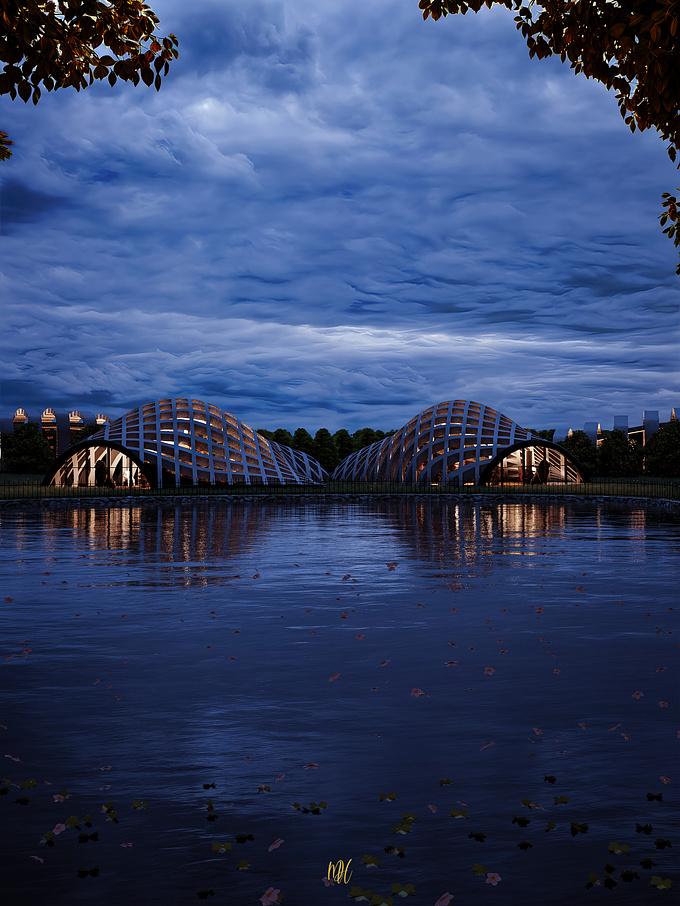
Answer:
[1,499,650,576]
[373,498,648,569]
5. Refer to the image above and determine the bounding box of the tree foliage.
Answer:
[643,419,680,476]
[418,0,680,270]
[257,425,396,473]
[559,429,599,475]
[1,423,55,473]
[598,429,643,477]
[0,0,179,160]
[70,421,102,444]
[529,428,556,441]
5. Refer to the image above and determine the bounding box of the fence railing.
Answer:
[1,478,678,501]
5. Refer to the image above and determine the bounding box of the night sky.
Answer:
[1,0,678,439]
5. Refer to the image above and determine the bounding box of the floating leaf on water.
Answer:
[234,834,254,844]
[361,854,381,868]
[450,808,467,819]
[380,793,397,802]
[517,841,532,850]
[512,816,530,828]
[384,845,405,858]
[608,842,629,854]
[19,779,37,789]
[553,796,568,805]
[468,832,486,842]
[544,822,557,832]
[585,872,600,890]
[544,775,556,784]
[196,888,215,899]
[636,823,653,835]
[236,860,249,870]
[639,858,654,869]
[132,800,148,809]
[570,821,588,836]
[258,785,271,793]
[439,779,451,787]
[76,866,99,878]
[646,792,662,801]
[471,863,487,875]
[651,876,672,890]
[210,841,232,853]
[202,783,215,790]
[390,881,415,896]
[654,838,672,850]
[620,871,639,883]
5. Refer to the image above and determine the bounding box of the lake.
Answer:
[1,498,678,905]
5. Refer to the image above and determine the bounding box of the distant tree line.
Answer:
[559,423,680,478]
[257,427,396,474]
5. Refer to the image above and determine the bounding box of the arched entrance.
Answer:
[42,440,156,489]
[478,440,589,486]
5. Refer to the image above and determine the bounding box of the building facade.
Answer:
[331,400,587,486]
[43,398,328,488]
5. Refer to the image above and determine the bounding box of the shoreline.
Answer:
[1,492,678,513]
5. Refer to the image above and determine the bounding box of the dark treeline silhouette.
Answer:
[256,427,396,474]
[559,423,680,478]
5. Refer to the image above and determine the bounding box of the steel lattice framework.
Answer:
[332,399,583,485]
[52,398,328,487]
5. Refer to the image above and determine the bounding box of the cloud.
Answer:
[0,0,677,437]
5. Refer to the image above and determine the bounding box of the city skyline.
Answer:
[1,0,678,438]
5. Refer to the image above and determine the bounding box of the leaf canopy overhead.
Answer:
[419,1,680,268]
[419,0,679,160]
[0,0,179,159]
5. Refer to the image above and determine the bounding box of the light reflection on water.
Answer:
[1,499,678,906]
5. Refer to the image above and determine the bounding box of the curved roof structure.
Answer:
[44,398,328,487]
[332,400,586,485]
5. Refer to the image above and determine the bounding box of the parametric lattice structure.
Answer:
[332,400,586,486]
[46,399,328,488]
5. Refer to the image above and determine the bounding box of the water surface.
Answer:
[1,499,678,905]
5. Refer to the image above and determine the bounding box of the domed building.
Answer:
[44,398,328,488]
[332,400,587,486]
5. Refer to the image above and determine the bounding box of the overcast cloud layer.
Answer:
[1,0,678,438]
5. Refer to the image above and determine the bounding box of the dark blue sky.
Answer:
[1,0,677,438]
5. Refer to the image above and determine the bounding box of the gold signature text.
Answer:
[327,858,353,884]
